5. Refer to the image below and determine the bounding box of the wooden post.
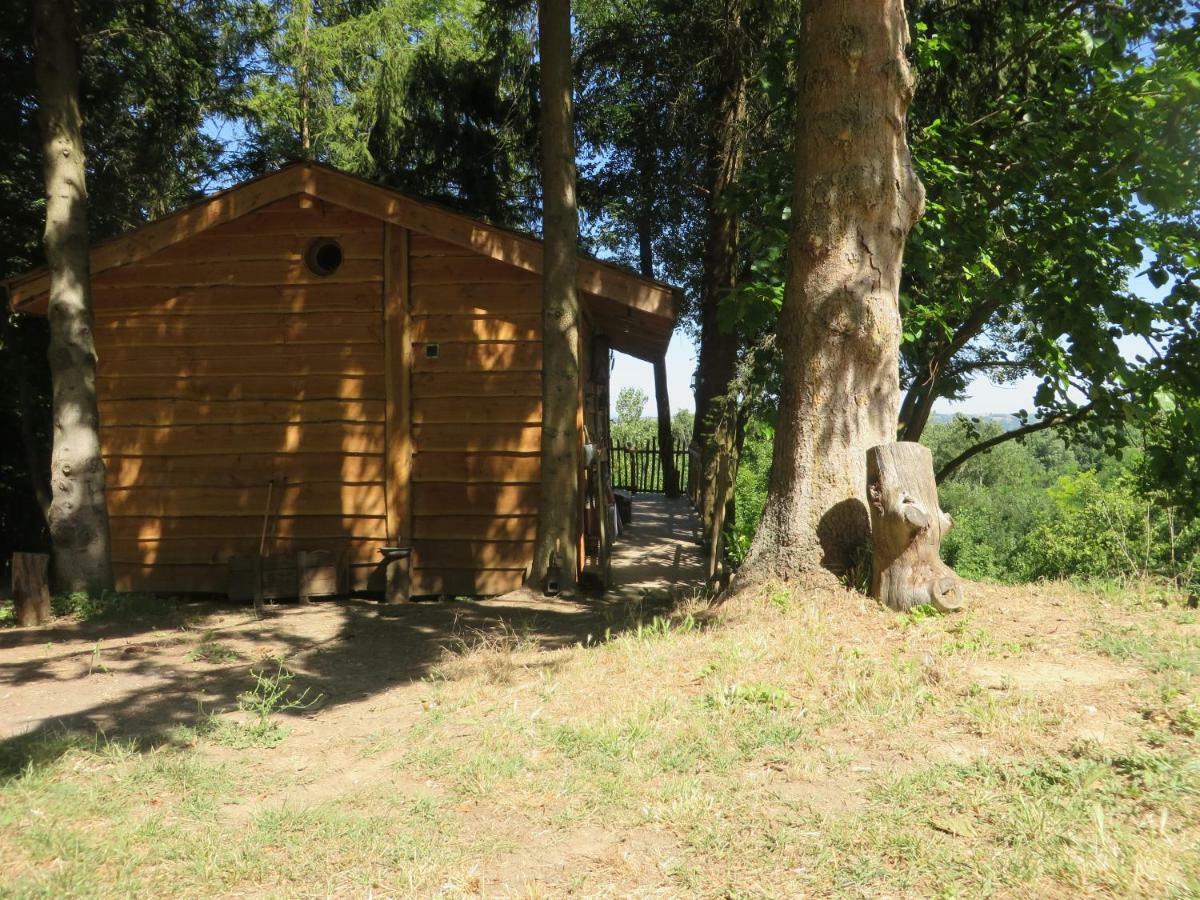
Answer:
[13,552,52,626]
[867,442,962,612]
[383,223,413,603]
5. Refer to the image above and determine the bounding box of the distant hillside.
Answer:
[930,412,1023,431]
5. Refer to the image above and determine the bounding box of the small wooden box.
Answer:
[227,553,300,603]
[227,556,258,603]
[298,550,344,600]
[260,554,299,599]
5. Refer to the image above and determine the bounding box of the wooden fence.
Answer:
[609,438,690,494]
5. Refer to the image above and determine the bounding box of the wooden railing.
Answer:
[609,438,689,494]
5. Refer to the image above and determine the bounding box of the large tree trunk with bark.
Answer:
[529,0,581,592]
[739,0,925,583]
[692,1,749,541]
[34,0,114,595]
[867,442,961,611]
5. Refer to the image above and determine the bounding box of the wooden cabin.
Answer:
[3,162,680,599]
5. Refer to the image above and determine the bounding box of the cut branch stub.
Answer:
[867,442,962,612]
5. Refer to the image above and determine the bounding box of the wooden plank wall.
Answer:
[407,233,543,596]
[92,195,388,593]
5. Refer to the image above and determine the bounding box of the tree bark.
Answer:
[636,210,680,500]
[653,354,679,496]
[867,442,961,612]
[739,0,925,583]
[17,368,52,525]
[529,0,581,592]
[692,1,749,540]
[296,0,312,158]
[34,0,114,596]
[13,552,53,627]
[899,297,1002,441]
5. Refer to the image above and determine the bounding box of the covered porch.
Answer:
[607,493,706,602]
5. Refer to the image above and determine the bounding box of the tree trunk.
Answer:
[17,368,52,526]
[900,372,939,441]
[529,0,581,592]
[692,2,749,540]
[739,0,925,583]
[34,0,114,596]
[296,0,312,158]
[899,297,1003,441]
[653,354,679,496]
[636,210,680,500]
[13,552,53,627]
[867,443,961,611]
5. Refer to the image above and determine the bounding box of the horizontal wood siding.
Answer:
[408,238,542,595]
[99,196,387,594]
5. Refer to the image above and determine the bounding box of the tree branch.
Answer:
[935,401,1097,483]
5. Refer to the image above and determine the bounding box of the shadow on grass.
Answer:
[0,587,702,782]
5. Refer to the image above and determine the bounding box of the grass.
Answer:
[1,580,1197,896]
[186,635,242,664]
[2,590,215,629]
[200,661,323,749]
[51,591,172,621]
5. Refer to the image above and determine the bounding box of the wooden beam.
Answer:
[383,223,413,548]
[296,165,679,319]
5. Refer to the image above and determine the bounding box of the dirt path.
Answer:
[0,594,619,743]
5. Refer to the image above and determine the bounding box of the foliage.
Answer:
[694,0,1200,491]
[187,637,243,664]
[50,591,171,622]
[609,387,654,447]
[609,387,692,449]
[670,409,694,446]
[722,412,1199,589]
[926,417,1198,588]
[727,417,774,559]
[235,0,540,224]
[898,0,1200,443]
[614,386,648,427]
[1022,471,1199,586]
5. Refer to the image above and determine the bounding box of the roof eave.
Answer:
[4,162,683,339]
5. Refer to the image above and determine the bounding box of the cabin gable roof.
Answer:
[3,161,680,360]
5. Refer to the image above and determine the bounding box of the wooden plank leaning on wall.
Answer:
[383,223,413,602]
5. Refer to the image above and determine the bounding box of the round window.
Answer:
[305,238,344,276]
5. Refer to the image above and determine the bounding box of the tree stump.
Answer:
[13,552,52,626]
[867,443,962,612]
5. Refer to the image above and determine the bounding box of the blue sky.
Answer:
[613,269,1167,418]
[609,334,1043,418]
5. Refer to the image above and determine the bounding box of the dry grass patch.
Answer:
[1,580,1197,896]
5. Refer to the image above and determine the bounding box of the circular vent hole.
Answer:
[306,238,344,276]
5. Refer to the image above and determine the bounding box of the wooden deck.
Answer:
[608,493,706,602]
